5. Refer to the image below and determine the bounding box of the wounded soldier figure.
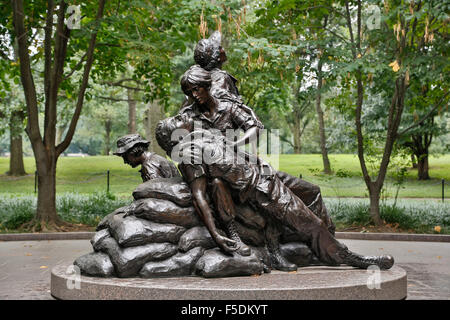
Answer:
[155,114,395,270]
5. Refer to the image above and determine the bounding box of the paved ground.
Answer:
[0,239,448,300]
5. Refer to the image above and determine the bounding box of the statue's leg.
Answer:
[264,219,297,271]
[252,176,394,269]
[276,171,335,235]
[210,178,251,256]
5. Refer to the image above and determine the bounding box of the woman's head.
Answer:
[180,65,213,105]
[180,65,211,95]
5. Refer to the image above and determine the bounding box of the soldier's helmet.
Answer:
[113,134,149,155]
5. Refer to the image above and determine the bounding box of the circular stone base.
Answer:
[51,262,407,300]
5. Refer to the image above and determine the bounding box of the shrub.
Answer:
[0,193,130,230]
[325,198,450,233]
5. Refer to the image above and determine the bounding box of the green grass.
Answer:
[276,154,450,198]
[0,154,449,198]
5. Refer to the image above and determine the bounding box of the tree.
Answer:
[0,14,27,176]
[397,69,449,180]
[285,84,313,153]
[10,0,106,230]
[0,81,27,176]
[250,0,336,171]
[335,0,448,224]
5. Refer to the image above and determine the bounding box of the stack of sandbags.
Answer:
[74,177,318,278]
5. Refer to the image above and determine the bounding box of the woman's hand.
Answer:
[213,234,238,254]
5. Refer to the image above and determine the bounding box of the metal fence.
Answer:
[29,170,449,202]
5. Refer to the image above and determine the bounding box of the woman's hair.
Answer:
[194,38,221,71]
[180,65,212,96]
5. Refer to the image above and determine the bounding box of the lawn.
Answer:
[0,154,449,198]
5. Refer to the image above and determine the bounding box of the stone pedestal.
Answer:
[51,262,407,300]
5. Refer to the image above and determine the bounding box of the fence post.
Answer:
[443,179,445,203]
[34,170,37,194]
[107,170,110,194]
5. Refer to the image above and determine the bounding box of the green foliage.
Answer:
[326,198,450,234]
[0,192,130,231]
[0,196,34,229]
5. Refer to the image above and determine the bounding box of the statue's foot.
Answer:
[226,221,251,256]
[236,243,251,256]
[341,251,394,270]
[262,263,272,273]
[270,252,297,272]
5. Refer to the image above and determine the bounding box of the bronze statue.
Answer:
[155,113,394,270]
[73,32,396,280]
[177,62,333,270]
[114,133,180,181]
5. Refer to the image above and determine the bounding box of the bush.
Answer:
[325,198,450,233]
[0,193,131,231]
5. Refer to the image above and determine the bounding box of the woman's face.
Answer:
[186,83,210,105]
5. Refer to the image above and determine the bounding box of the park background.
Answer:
[0,0,448,234]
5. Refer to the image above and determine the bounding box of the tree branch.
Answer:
[63,53,87,80]
[56,0,106,157]
[95,95,132,102]
[45,0,70,149]
[344,0,357,59]
[11,0,43,149]
[398,91,449,136]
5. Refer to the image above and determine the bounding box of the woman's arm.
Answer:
[190,176,237,253]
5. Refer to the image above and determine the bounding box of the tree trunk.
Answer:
[417,152,430,180]
[144,102,165,156]
[56,126,65,145]
[127,89,137,134]
[8,111,26,176]
[292,120,302,154]
[35,164,58,225]
[104,119,112,155]
[315,59,332,174]
[369,185,383,226]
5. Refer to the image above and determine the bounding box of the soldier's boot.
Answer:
[337,247,394,270]
[226,221,252,256]
[267,243,297,272]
